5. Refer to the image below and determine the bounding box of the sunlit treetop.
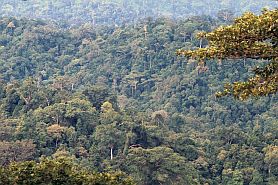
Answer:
[177,9,277,60]
[177,9,278,100]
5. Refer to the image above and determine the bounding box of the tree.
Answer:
[151,110,169,126]
[93,123,125,160]
[100,101,120,125]
[17,77,38,109]
[217,9,234,23]
[0,157,134,185]
[0,140,36,166]
[250,170,264,185]
[177,9,278,100]
[82,86,117,111]
[47,124,65,148]
[226,170,244,185]
[125,146,200,185]
[263,145,278,177]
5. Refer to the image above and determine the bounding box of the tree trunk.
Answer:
[199,39,203,48]
[123,133,131,155]
[269,163,272,177]
[56,115,59,125]
[110,147,113,160]
[46,97,50,106]
[71,83,74,91]
[131,86,134,97]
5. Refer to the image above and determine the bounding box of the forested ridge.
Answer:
[0,0,277,27]
[0,1,277,185]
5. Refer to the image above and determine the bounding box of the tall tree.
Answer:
[177,9,278,100]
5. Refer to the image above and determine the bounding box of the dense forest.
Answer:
[0,0,277,27]
[0,1,277,185]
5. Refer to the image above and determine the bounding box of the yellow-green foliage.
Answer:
[178,9,278,100]
[0,157,134,185]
